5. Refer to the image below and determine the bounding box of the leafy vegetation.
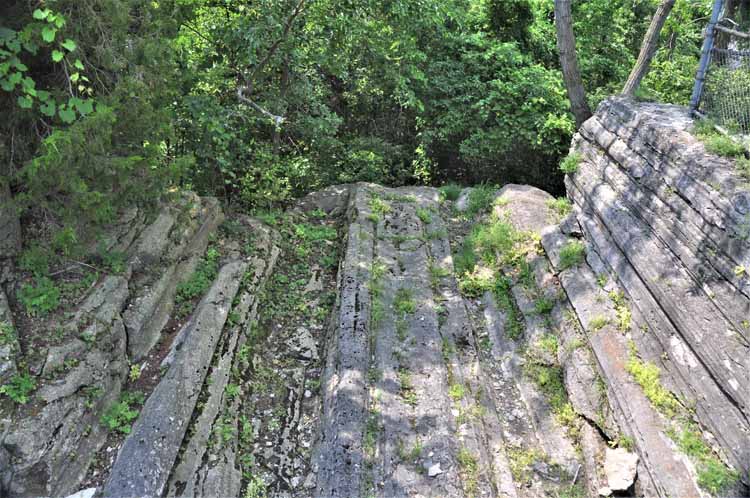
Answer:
[0,0,714,270]
[101,391,145,434]
[0,372,36,404]
[693,119,750,181]
[18,277,60,316]
[175,247,221,316]
[559,153,582,175]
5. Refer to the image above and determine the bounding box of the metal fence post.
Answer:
[690,0,725,113]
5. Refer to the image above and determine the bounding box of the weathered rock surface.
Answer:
[0,289,17,385]
[4,97,750,498]
[563,97,750,490]
[603,447,638,491]
[102,260,249,497]
[0,194,223,498]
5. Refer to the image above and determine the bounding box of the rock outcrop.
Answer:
[2,98,748,498]
[561,97,749,491]
[0,194,222,497]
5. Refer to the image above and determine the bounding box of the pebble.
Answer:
[427,463,443,477]
[304,390,312,398]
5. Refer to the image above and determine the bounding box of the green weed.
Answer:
[589,315,609,331]
[558,240,585,270]
[626,353,679,417]
[0,373,36,404]
[0,322,16,346]
[394,288,417,314]
[439,183,462,201]
[533,296,554,315]
[560,152,582,174]
[101,391,145,434]
[415,207,433,224]
[546,197,572,218]
[449,383,466,401]
[465,184,498,217]
[457,447,479,496]
[175,247,220,316]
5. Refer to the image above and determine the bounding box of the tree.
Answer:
[554,0,592,127]
[622,0,676,96]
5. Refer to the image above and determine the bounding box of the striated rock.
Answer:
[124,195,222,360]
[0,195,224,498]
[566,97,750,488]
[102,260,248,497]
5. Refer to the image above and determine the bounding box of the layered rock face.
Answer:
[552,97,750,495]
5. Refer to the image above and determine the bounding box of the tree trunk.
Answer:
[554,0,592,128]
[622,0,676,96]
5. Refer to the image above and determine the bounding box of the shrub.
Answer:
[18,277,60,316]
[101,391,145,434]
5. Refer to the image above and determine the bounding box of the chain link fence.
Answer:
[698,27,750,135]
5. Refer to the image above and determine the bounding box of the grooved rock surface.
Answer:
[0,194,223,498]
[102,260,249,497]
[558,96,750,492]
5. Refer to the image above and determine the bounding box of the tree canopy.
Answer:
[0,0,714,250]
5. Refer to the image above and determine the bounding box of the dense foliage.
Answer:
[1,0,713,251]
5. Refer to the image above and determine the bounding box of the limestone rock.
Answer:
[603,447,638,491]
[102,260,248,497]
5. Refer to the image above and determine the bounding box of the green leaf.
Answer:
[40,102,56,117]
[7,39,21,53]
[61,39,76,52]
[0,63,9,76]
[17,95,33,109]
[12,60,27,71]
[1,79,14,91]
[21,77,35,91]
[8,72,22,84]
[70,72,80,83]
[73,59,84,70]
[58,106,75,123]
[37,90,50,101]
[32,9,49,20]
[0,27,15,43]
[77,99,93,115]
[41,26,56,44]
[51,50,64,62]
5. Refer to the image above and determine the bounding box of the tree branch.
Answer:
[236,0,306,124]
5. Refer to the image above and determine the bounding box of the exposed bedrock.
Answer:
[559,96,750,492]
[0,194,223,497]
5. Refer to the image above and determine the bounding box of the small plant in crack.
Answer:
[558,240,585,270]
[398,368,418,407]
[394,288,417,314]
[457,447,479,496]
[415,207,433,224]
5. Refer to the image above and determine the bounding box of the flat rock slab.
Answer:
[102,260,248,498]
